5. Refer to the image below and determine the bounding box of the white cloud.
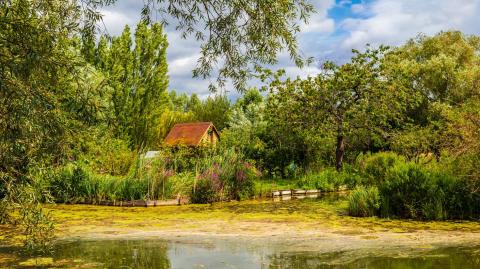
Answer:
[300,0,336,33]
[351,3,366,14]
[341,0,480,49]
[101,10,137,36]
[338,0,352,7]
[99,0,480,98]
[168,54,200,76]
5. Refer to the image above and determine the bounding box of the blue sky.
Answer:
[101,0,480,99]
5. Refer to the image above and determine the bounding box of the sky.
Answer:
[101,0,480,99]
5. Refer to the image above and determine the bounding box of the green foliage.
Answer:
[266,46,403,171]
[348,186,380,217]
[0,0,106,252]
[190,178,218,204]
[191,95,231,130]
[37,147,260,204]
[41,160,191,203]
[194,148,259,202]
[358,152,405,186]
[384,31,480,106]
[296,167,360,191]
[80,131,135,175]
[91,22,169,149]
[129,22,169,147]
[221,89,268,167]
[141,0,315,91]
[20,203,55,254]
[379,163,453,220]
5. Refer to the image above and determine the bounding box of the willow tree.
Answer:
[384,31,480,158]
[0,0,109,250]
[140,0,314,91]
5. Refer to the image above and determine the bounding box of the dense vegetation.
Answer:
[1,0,479,252]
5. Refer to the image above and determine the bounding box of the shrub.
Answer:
[348,186,380,217]
[190,178,219,204]
[47,164,90,203]
[443,177,480,219]
[233,163,257,200]
[81,131,135,176]
[357,152,405,186]
[193,148,259,202]
[379,163,452,220]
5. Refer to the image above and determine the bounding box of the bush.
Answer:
[357,152,405,186]
[190,178,219,204]
[194,148,259,202]
[348,186,380,217]
[47,164,90,203]
[81,131,135,176]
[379,163,452,220]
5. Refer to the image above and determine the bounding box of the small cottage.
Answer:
[164,122,220,147]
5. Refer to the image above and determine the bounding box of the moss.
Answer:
[3,198,480,248]
[18,257,53,266]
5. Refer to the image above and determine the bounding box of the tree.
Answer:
[0,0,109,250]
[268,46,405,170]
[384,31,480,158]
[187,94,201,112]
[222,89,268,164]
[192,95,231,130]
[92,22,169,149]
[384,31,480,107]
[138,0,315,91]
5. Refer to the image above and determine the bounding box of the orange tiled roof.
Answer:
[164,122,218,146]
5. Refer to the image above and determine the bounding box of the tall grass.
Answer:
[379,162,458,220]
[346,152,480,220]
[357,152,405,186]
[43,160,194,203]
[190,148,259,203]
[348,186,380,217]
[41,147,259,204]
[296,166,361,191]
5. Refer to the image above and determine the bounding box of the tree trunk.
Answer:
[335,134,345,171]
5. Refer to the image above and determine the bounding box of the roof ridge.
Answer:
[174,122,213,126]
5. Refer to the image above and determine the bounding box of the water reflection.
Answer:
[54,240,171,268]
[268,247,480,269]
[2,239,480,269]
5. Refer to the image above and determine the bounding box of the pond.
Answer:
[2,238,480,268]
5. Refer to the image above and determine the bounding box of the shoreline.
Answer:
[2,198,480,252]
